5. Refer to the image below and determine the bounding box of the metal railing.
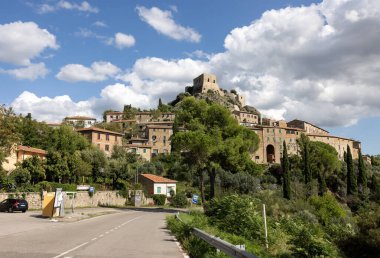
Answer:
[175,213,258,258]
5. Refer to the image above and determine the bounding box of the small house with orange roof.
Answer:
[139,174,177,197]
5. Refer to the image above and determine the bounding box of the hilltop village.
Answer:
[61,73,362,164]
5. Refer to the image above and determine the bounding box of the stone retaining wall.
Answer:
[0,191,127,210]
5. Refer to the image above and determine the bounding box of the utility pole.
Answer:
[263,204,268,249]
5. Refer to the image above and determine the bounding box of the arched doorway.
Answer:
[266,145,275,163]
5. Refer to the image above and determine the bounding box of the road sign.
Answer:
[89,186,95,193]
[192,194,199,204]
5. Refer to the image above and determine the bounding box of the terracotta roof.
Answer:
[140,174,177,183]
[288,119,329,133]
[146,125,173,129]
[76,127,124,136]
[130,137,149,142]
[17,146,48,155]
[65,116,96,120]
[307,134,360,143]
[106,111,124,115]
[125,144,152,148]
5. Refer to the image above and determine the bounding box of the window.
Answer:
[143,148,147,153]
[106,134,109,141]
[153,128,156,132]
[273,129,275,133]
[213,80,215,83]
[207,78,210,82]
[267,128,269,133]
[163,136,166,145]
[97,133,101,140]
[157,186,161,194]
[152,135,157,141]
[255,156,260,160]
[164,129,166,132]
[279,129,282,133]
[267,137,270,141]
[105,145,109,151]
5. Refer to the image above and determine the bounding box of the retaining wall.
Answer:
[0,191,127,210]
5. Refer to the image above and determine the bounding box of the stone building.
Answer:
[125,137,152,161]
[102,73,362,165]
[76,127,123,156]
[2,145,48,172]
[105,111,175,123]
[63,116,96,128]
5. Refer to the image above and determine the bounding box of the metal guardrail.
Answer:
[175,213,258,258]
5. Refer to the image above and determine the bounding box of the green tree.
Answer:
[81,147,108,182]
[67,151,92,183]
[172,97,259,201]
[309,142,340,196]
[21,156,46,184]
[0,105,21,164]
[18,114,52,149]
[49,125,89,154]
[282,141,291,199]
[11,167,31,186]
[346,145,357,195]
[298,134,312,196]
[45,151,69,182]
[358,149,367,195]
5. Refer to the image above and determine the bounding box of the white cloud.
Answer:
[114,33,135,49]
[136,6,201,43]
[92,21,107,27]
[37,1,98,14]
[11,84,152,122]
[12,0,380,128]
[56,61,120,82]
[75,28,135,49]
[0,21,58,66]
[0,63,48,80]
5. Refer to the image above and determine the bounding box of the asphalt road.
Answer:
[0,208,185,258]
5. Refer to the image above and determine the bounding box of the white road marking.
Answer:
[52,241,88,258]
[52,214,143,258]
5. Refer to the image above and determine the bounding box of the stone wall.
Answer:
[0,191,128,210]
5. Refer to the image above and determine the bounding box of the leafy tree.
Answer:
[11,167,31,186]
[49,125,89,155]
[282,141,291,199]
[172,97,259,201]
[45,151,69,182]
[346,145,357,195]
[81,147,108,182]
[21,156,46,184]
[309,142,340,196]
[358,149,367,195]
[18,114,52,149]
[67,151,92,184]
[0,105,21,164]
[123,105,138,120]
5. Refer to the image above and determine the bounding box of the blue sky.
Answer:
[0,0,379,155]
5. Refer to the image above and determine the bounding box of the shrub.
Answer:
[153,194,166,205]
[171,192,188,208]
[205,195,263,241]
[309,193,346,226]
[11,167,31,186]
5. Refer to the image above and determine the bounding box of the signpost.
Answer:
[192,194,199,204]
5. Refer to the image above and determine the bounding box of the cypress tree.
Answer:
[301,135,312,197]
[346,145,357,195]
[344,150,347,162]
[158,98,163,108]
[358,149,367,195]
[282,141,291,199]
